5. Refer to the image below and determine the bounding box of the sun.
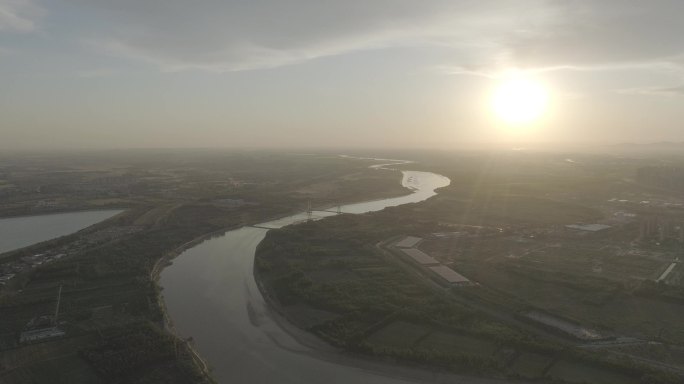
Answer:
[492,76,549,125]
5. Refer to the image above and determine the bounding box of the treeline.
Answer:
[80,322,175,377]
[352,341,502,375]
[80,322,209,384]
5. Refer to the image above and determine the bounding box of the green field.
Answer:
[416,331,498,358]
[547,359,638,384]
[1,355,104,384]
[507,352,554,379]
[366,321,431,349]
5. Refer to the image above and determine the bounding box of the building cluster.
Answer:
[0,253,66,286]
[638,216,684,242]
[393,236,472,286]
[0,225,142,287]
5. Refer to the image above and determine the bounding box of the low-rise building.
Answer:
[428,265,472,286]
[401,248,439,266]
[395,236,422,248]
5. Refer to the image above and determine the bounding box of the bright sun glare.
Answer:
[492,76,549,126]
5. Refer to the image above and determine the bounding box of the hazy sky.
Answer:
[2,0,684,149]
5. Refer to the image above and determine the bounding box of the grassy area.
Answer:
[507,352,554,379]
[415,331,499,358]
[547,359,638,384]
[1,355,104,384]
[365,321,431,349]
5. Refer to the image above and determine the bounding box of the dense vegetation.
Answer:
[80,322,197,382]
[256,152,684,383]
[0,152,407,383]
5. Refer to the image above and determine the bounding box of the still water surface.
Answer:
[0,210,122,254]
[159,169,506,384]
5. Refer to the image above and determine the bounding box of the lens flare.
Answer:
[492,77,549,125]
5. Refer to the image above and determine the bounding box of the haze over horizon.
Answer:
[3,1,684,150]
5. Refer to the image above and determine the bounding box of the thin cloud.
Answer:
[73,0,551,72]
[63,0,684,76]
[90,30,403,73]
[76,67,117,78]
[0,0,44,33]
[617,85,684,97]
[438,61,684,79]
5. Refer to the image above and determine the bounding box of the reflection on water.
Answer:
[0,210,122,255]
[160,169,451,384]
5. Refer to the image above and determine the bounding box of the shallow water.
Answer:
[160,169,453,383]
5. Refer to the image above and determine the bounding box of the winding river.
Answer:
[160,164,511,383]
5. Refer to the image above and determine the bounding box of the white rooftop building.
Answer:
[428,265,471,285]
[401,248,439,265]
[566,224,612,232]
[395,236,422,248]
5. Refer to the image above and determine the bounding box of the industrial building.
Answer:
[390,235,473,287]
[565,224,611,232]
[401,248,439,266]
[395,236,422,248]
[428,265,472,286]
[19,327,65,344]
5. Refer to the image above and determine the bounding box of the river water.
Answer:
[159,167,484,383]
[0,210,123,255]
